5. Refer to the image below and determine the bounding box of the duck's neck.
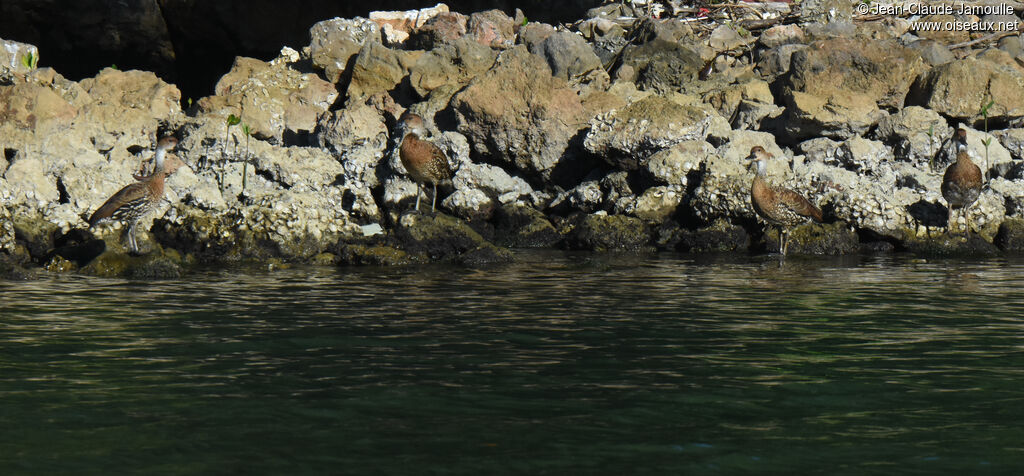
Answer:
[755,159,767,177]
[154,146,167,172]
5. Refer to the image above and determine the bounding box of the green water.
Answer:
[3,251,1024,474]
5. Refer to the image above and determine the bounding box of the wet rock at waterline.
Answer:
[10,2,1024,278]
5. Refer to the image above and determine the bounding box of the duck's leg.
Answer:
[964,206,972,236]
[414,183,422,212]
[947,206,954,235]
[431,182,438,213]
[780,228,788,256]
[127,224,138,255]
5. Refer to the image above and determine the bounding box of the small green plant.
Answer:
[110,64,118,70]
[521,16,528,27]
[187,97,193,108]
[220,113,241,194]
[980,98,995,180]
[20,51,37,70]
[241,122,252,193]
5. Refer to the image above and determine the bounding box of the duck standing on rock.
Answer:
[941,129,983,236]
[747,146,823,255]
[89,136,181,254]
[397,112,453,212]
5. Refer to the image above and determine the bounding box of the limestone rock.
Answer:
[408,38,497,98]
[872,106,951,166]
[203,54,337,142]
[408,12,468,49]
[466,10,516,48]
[786,38,924,110]
[995,218,1024,251]
[757,43,808,77]
[616,39,704,93]
[450,46,588,179]
[627,186,682,223]
[521,27,603,84]
[659,219,750,252]
[584,95,730,170]
[908,57,1024,123]
[758,25,805,49]
[346,41,422,102]
[0,38,39,77]
[644,140,715,186]
[309,17,381,83]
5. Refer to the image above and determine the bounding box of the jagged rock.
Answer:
[0,38,39,77]
[565,213,652,251]
[549,180,603,215]
[201,53,336,142]
[994,129,1024,160]
[0,253,36,280]
[995,218,1024,251]
[408,38,496,98]
[644,140,714,186]
[708,25,754,53]
[758,25,805,49]
[451,162,534,204]
[466,9,516,48]
[757,43,808,77]
[345,41,422,102]
[3,155,58,207]
[80,67,181,132]
[408,12,468,50]
[492,204,562,248]
[616,39,704,93]
[394,212,513,263]
[799,0,854,25]
[658,219,750,252]
[584,95,730,170]
[369,4,449,45]
[907,39,955,66]
[450,45,587,179]
[764,222,859,255]
[520,26,604,84]
[703,79,775,125]
[834,136,894,174]
[908,57,1024,123]
[872,106,951,166]
[781,37,923,139]
[781,89,888,141]
[309,17,381,83]
[443,188,495,220]
[315,101,388,219]
[627,186,682,223]
[798,137,841,164]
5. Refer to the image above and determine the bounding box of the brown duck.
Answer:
[89,136,181,254]
[397,112,453,212]
[748,146,823,255]
[941,129,983,235]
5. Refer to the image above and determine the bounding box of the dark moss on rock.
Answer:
[80,247,186,278]
[0,253,36,280]
[395,212,513,264]
[994,218,1024,251]
[565,214,652,252]
[901,232,999,257]
[493,204,563,248]
[658,219,749,252]
[335,244,413,266]
[764,222,860,255]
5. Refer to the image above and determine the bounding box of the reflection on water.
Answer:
[3,251,1024,474]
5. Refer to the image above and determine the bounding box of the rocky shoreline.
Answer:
[5,0,1024,279]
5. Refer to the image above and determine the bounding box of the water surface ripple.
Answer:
[2,252,1023,474]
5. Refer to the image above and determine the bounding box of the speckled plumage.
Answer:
[942,149,983,235]
[89,136,178,253]
[748,146,823,255]
[397,112,453,212]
